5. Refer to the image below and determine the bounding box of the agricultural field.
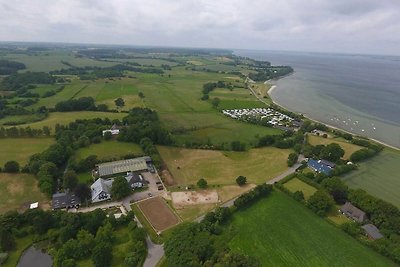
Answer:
[342,148,400,208]
[73,140,143,161]
[283,177,317,200]
[307,134,362,159]
[137,197,179,232]
[158,146,291,186]
[0,137,54,166]
[223,191,396,267]
[0,173,49,214]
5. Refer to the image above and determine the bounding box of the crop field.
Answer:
[0,173,49,213]
[224,191,396,267]
[158,146,291,186]
[307,135,362,159]
[342,148,400,207]
[137,197,179,232]
[0,137,54,166]
[74,140,143,161]
[283,177,317,199]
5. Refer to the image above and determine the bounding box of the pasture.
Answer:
[137,197,180,232]
[283,177,317,200]
[342,148,400,207]
[307,135,362,159]
[224,191,396,267]
[158,146,291,186]
[0,173,49,214]
[74,140,143,161]
[0,137,54,166]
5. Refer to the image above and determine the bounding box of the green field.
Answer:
[307,134,363,159]
[0,173,49,214]
[342,148,400,207]
[224,191,396,267]
[74,140,143,161]
[158,146,291,186]
[0,137,54,166]
[283,177,317,199]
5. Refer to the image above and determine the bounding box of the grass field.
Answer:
[342,148,400,207]
[12,111,126,130]
[158,146,291,186]
[0,173,49,214]
[283,178,317,200]
[307,135,362,159]
[0,138,54,166]
[74,140,143,161]
[224,191,396,267]
[137,197,179,232]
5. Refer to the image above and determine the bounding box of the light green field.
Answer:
[283,177,317,199]
[74,140,143,161]
[0,137,54,166]
[224,191,396,267]
[158,146,291,186]
[342,148,400,207]
[308,134,363,159]
[12,111,125,130]
[0,173,49,214]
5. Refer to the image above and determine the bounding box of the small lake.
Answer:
[17,246,52,267]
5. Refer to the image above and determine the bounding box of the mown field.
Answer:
[283,177,317,200]
[74,140,143,161]
[342,148,400,208]
[223,191,396,267]
[0,173,49,213]
[158,146,291,186]
[0,137,54,166]
[307,134,362,159]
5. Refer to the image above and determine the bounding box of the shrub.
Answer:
[4,161,19,173]
[236,176,247,186]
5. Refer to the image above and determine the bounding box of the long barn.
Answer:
[95,156,152,178]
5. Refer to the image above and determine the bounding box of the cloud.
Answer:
[0,0,399,55]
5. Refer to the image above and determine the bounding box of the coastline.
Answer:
[266,83,400,151]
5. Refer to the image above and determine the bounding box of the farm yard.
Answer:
[342,148,400,208]
[222,191,396,267]
[307,134,363,159]
[0,137,54,166]
[137,197,180,232]
[283,177,317,200]
[158,146,291,186]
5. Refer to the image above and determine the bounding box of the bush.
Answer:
[234,184,272,209]
[236,176,247,186]
[287,153,298,167]
[197,178,208,189]
[4,161,20,173]
[307,190,334,216]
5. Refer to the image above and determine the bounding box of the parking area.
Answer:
[130,172,165,202]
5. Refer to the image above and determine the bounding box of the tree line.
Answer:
[0,59,26,75]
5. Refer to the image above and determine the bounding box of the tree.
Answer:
[92,242,112,267]
[211,97,220,108]
[0,228,15,251]
[307,190,334,216]
[111,176,131,200]
[236,176,247,186]
[287,153,298,167]
[138,92,144,98]
[293,191,305,201]
[321,177,349,204]
[103,131,112,140]
[197,178,208,189]
[4,161,19,173]
[320,143,345,162]
[115,97,125,108]
[76,229,94,256]
[231,141,245,151]
[63,170,78,191]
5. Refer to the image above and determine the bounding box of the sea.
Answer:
[235,50,400,149]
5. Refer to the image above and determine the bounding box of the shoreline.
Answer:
[266,83,400,151]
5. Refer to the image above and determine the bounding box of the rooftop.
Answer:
[96,156,151,177]
[307,159,334,175]
[340,202,367,223]
[52,192,80,210]
[362,224,384,240]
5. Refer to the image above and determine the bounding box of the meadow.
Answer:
[0,137,54,166]
[74,140,143,161]
[283,177,317,199]
[307,134,362,159]
[0,173,49,213]
[158,146,291,186]
[342,148,400,207]
[224,191,396,267]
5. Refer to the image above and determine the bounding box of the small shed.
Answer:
[362,224,384,240]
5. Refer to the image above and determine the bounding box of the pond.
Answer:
[17,245,52,267]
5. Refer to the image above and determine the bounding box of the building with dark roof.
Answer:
[362,224,384,240]
[320,159,336,168]
[52,192,80,210]
[307,159,334,175]
[340,202,367,223]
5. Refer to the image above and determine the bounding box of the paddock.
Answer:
[171,190,219,208]
[137,197,179,232]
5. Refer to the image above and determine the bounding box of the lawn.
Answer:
[342,148,400,208]
[0,137,54,166]
[307,135,362,159]
[223,191,396,267]
[158,146,291,186]
[0,173,49,214]
[74,140,143,161]
[283,177,317,200]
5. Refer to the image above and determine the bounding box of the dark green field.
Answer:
[224,192,396,267]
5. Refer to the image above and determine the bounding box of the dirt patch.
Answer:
[138,197,179,232]
[171,190,219,208]
[161,169,175,186]
[7,180,24,195]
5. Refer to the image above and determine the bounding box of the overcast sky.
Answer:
[1,0,400,55]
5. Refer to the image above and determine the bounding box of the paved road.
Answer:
[143,237,164,267]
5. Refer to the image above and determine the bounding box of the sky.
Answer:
[1,0,400,55]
